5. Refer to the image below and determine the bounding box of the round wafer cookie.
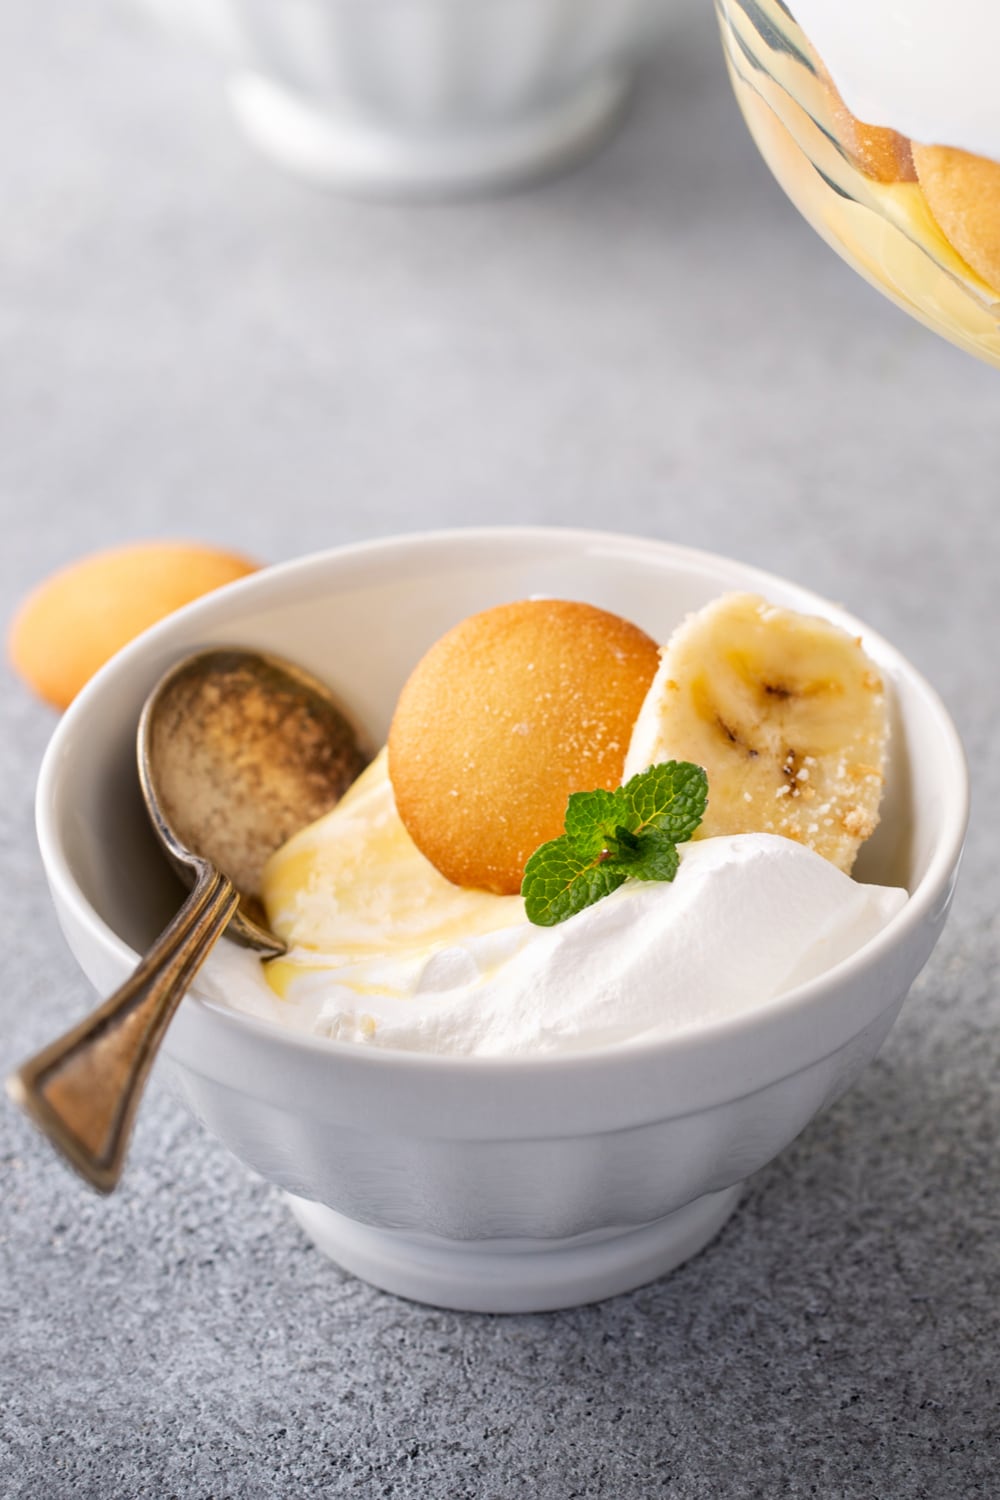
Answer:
[388,599,660,894]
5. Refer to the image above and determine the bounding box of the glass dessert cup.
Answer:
[717,0,1000,367]
[34,530,968,1312]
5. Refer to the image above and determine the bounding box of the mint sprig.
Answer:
[521,761,708,927]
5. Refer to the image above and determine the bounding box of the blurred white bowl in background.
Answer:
[138,0,675,195]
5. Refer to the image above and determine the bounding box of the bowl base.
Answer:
[285,1184,743,1312]
[227,68,631,198]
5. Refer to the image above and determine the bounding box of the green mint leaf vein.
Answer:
[521,839,629,927]
[619,827,679,882]
[562,787,624,856]
[620,760,708,843]
[521,761,707,927]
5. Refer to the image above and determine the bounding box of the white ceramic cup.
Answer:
[34,529,968,1311]
[139,0,675,195]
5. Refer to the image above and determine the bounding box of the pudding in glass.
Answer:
[717,0,1000,366]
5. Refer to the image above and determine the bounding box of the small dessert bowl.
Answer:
[34,529,968,1311]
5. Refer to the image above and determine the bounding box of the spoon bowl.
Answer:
[139,648,367,953]
[8,645,365,1193]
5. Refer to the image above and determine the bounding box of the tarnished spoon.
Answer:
[7,648,367,1194]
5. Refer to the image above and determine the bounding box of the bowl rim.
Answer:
[35,524,970,1080]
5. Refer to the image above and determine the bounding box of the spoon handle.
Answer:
[7,866,239,1195]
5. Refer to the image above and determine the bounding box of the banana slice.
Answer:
[622,594,889,873]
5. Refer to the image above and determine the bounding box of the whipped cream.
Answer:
[198,752,906,1056]
[792,1,1000,161]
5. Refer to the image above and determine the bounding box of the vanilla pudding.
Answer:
[197,749,904,1054]
[199,593,908,1057]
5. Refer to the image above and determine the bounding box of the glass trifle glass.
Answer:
[717,0,1000,367]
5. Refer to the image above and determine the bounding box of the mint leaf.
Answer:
[617,828,679,882]
[521,838,628,927]
[621,760,708,844]
[608,824,641,856]
[563,787,626,855]
[521,761,707,926]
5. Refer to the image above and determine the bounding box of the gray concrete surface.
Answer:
[1,1,998,1496]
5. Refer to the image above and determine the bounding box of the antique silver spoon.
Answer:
[7,648,366,1194]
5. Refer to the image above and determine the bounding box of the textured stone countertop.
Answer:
[1,0,997,1495]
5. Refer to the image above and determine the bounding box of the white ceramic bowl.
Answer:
[35,529,968,1312]
[139,0,674,195]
